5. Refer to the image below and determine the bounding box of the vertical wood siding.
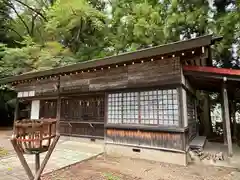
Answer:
[106,129,184,150]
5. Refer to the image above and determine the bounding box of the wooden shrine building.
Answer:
[1,34,238,166]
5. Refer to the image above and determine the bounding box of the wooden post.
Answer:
[35,153,40,180]
[13,98,19,133]
[104,92,108,160]
[178,87,185,128]
[222,83,233,157]
[56,76,61,134]
[232,101,237,141]
[221,97,227,145]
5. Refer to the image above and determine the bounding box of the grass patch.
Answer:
[103,173,121,180]
[0,147,8,157]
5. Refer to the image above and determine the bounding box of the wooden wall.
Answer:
[13,56,185,145]
[60,57,181,93]
[60,122,104,138]
[106,129,185,151]
[14,78,58,97]
[13,57,181,95]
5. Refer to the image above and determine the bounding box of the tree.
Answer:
[211,0,240,68]
[0,36,74,77]
[45,0,109,61]
[108,0,210,54]
[1,0,49,43]
[0,0,17,46]
[109,1,165,53]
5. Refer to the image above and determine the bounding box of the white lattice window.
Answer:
[107,89,179,126]
[108,93,122,123]
[122,92,138,124]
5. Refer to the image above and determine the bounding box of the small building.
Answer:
[1,34,237,166]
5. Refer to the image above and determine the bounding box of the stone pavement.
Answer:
[0,136,104,180]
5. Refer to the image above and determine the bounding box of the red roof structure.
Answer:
[183,66,240,77]
[183,65,240,99]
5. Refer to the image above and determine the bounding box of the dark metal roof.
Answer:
[0,34,216,84]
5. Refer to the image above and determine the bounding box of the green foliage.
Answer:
[0,86,16,126]
[0,147,8,157]
[45,0,107,56]
[0,36,74,76]
[103,173,120,180]
[210,0,240,68]
[109,0,211,53]
[0,0,239,75]
[0,0,16,46]
[1,0,238,70]
[109,1,165,52]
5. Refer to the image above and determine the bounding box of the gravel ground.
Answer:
[42,155,238,180]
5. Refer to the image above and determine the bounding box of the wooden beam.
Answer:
[10,138,34,180]
[105,124,188,133]
[222,83,233,156]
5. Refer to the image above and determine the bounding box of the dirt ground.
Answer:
[42,155,238,180]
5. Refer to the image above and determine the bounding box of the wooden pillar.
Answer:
[232,101,237,141]
[221,97,227,145]
[222,83,233,157]
[56,76,61,134]
[13,98,19,133]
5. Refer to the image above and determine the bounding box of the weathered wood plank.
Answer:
[106,129,184,150]
[14,57,181,94]
[62,57,181,92]
[189,136,206,149]
[59,122,104,138]
[14,78,59,96]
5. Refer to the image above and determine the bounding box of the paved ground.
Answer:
[0,130,103,180]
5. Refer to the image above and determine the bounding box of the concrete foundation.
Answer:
[105,143,187,166]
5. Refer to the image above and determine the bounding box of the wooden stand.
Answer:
[11,134,60,180]
[11,119,59,180]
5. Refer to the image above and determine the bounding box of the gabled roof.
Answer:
[0,34,218,85]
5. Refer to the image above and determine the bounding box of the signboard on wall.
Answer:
[31,100,40,119]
